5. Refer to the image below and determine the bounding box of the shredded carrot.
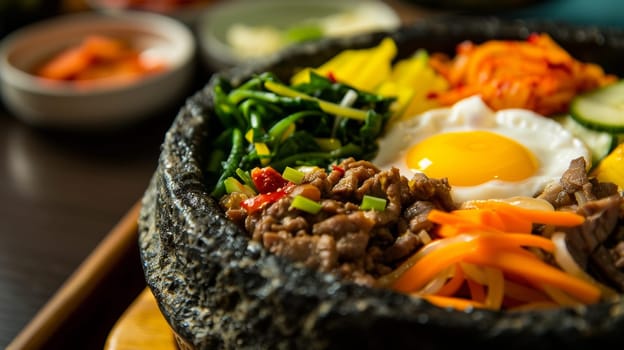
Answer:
[484,267,505,309]
[420,295,485,311]
[464,245,600,305]
[466,278,486,303]
[465,200,585,227]
[503,279,550,303]
[435,264,465,297]
[382,199,600,311]
[392,239,477,293]
[428,209,503,237]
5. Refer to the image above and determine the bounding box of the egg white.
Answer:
[372,95,590,204]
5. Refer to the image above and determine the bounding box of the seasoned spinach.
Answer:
[207,72,395,197]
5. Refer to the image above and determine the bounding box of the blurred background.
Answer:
[0,0,622,349]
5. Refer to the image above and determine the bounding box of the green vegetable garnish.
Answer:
[314,137,342,151]
[207,72,394,197]
[290,195,322,214]
[282,166,305,184]
[224,177,256,196]
[360,195,387,211]
[235,168,255,190]
[264,80,369,121]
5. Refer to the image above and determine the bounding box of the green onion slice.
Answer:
[282,166,305,184]
[224,177,256,196]
[360,195,387,211]
[290,195,322,214]
[314,137,342,151]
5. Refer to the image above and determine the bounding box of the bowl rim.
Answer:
[0,10,195,97]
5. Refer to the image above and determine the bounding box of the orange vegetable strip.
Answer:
[377,234,474,288]
[541,284,583,307]
[36,47,91,80]
[459,262,487,284]
[484,267,505,310]
[466,278,486,303]
[464,246,601,304]
[392,239,478,292]
[503,279,550,303]
[428,209,505,237]
[475,232,555,253]
[469,201,585,227]
[421,295,485,311]
[81,35,126,60]
[435,264,465,297]
[495,210,533,233]
[428,209,504,231]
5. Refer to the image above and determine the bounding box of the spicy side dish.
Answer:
[207,34,624,312]
[35,34,167,87]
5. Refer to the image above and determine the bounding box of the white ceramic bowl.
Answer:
[197,0,401,71]
[0,11,196,130]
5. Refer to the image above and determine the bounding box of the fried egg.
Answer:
[372,95,590,204]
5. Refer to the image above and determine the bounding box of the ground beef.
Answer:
[220,157,455,286]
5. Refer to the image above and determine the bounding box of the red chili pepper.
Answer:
[327,71,337,83]
[241,190,287,214]
[331,165,345,176]
[251,166,289,193]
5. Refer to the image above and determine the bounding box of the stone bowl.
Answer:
[138,17,624,350]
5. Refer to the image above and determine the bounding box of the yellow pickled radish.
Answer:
[592,143,624,189]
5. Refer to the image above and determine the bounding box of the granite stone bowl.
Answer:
[138,17,624,350]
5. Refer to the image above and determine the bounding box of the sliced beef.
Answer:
[537,157,624,292]
[563,195,622,268]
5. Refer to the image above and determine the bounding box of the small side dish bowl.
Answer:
[0,11,195,130]
[196,0,400,71]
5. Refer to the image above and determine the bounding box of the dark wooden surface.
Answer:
[0,98,182,349]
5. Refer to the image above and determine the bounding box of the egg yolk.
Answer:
[406,130,539,186]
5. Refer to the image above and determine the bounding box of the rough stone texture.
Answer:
[138,17,624,350]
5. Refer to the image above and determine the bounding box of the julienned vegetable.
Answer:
[377,200,605,311]
[208,72,394,197]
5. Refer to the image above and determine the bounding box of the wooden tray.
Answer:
[104,288,175,350]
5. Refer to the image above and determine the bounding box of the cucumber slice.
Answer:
[554,114,616,167]
[570,80,624,133]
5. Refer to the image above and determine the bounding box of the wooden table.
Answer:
[0,96,184,349]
